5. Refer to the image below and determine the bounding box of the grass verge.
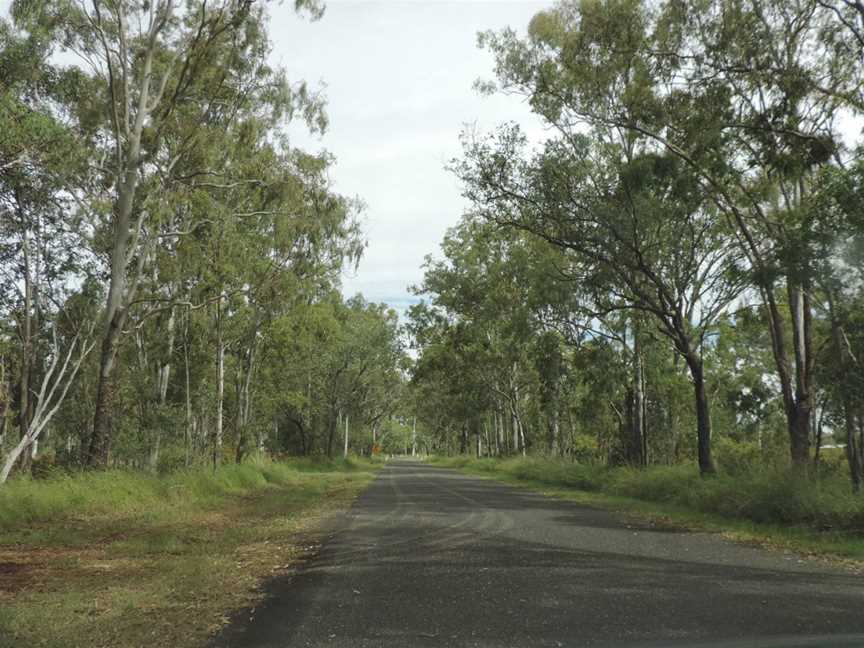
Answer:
[429,456,864,567]
[0,457,380,648]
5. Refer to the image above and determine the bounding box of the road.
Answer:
[214,461,864,648]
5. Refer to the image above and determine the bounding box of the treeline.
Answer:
[408,0,864,487]
[0,1,407,482]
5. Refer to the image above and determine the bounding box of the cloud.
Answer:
[270,1,550,314]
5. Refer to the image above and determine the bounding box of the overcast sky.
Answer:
[269,1,550,313]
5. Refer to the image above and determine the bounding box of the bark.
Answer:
[549,406,560,457]
[19,225,32,449]
[518,416,527,457]
[183,316,192,467]
[326,408,337,457]
[494,405,504,456]
[813,402,825,474]
[631,331,646,467]
[685,353,715,476]
[483,420,491,458]
[297,416,308,455]
[234,342,256,464]
[787,283,813,467]
[343,413,349,459]
[213,298,225,468]
[87,329,121,466]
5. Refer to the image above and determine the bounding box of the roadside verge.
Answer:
[0,458,379,648]
[429,456,864,571]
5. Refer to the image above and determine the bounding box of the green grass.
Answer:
[0,456,380,648]
[429,456,864,563]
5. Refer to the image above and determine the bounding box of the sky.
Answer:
[267,1,550,315]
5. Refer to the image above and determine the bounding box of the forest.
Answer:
[3,1,864,645]
[408,0,864,490]
[0,0,412,485]
[2,0,864,493]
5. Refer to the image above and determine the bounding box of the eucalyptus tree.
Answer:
[805,158,864,487]
[410,218,583,456]
[408,304,496,455]
[0,21,97,478]
[418,222,538,454]
[475,0,863,467]
[455,125,745,474]
[10,0,328,467]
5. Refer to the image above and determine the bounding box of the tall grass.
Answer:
[0,456,373,532]
[431,455,864,530]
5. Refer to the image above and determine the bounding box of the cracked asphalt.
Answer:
[214,460,864,648]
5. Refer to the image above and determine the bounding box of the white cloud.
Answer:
[269,1,550,309]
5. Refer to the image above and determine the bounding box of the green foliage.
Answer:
[412,0,864,488]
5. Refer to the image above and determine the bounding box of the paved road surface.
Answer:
[215,461,864,647]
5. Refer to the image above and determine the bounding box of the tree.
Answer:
[12,0,328,466]
[475,0,863,468]
[0,19,94,478]
[454,126,745,474]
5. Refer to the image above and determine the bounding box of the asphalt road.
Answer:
[214,461,864,648]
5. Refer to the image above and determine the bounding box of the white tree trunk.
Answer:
[343,414,349,458]
[1,333,94,484]
[214,299,225,468]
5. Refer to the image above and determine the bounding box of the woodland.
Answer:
[408,0,864,491]
[0,0,410,484]
[2,0,864,496]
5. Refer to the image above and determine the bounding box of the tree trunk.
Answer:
[235,342,255,464]
[343,413,349,459]
[87,326,122,466]
[183,317,192,467]
[213,300,225,469]
[327,408,337,457]
[686,353,715,476]
[813,402,825,474]
[19,225,32,455]
[549,406,560,457]
[631,331,646,467]
[0,434,30,484]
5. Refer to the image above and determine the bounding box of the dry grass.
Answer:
[0,458,378,648]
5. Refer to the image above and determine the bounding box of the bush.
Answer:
[714,437,763,475]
